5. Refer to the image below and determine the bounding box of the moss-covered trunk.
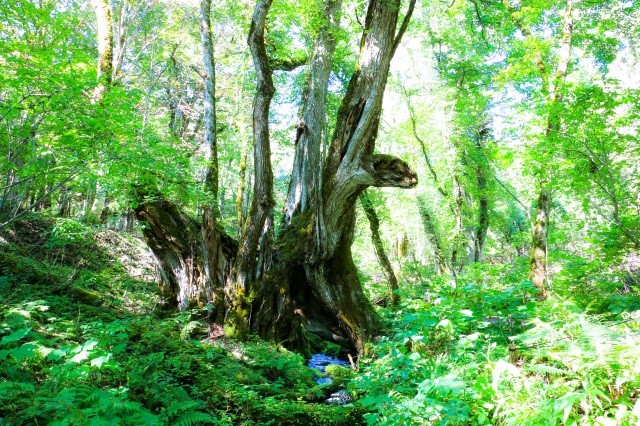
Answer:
[134,0,418,354]
[251,0,417,353]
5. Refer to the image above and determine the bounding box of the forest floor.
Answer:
[1,215,639,425]
[0,216,359,425]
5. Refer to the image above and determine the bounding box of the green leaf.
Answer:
[49,347,70,361]
[554,392,585,424]
[70,339,99,363]
[90,354,111,368]
[359,394,392,408]
[12,343,39,361]
[1,328,32,345]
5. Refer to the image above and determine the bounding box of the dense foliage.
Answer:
[0,217,357,425]
[353,263,640,425]
[1,0,639,424]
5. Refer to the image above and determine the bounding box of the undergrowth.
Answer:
[2,216,639,425]
[351,261,640,425]
[0,216,358,425]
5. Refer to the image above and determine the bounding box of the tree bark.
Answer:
[504,0,574,299]
[133,0,418,354]
[225,0,276,339]
[471,128,490,262]
[133,197,237,311]
[283,0,342,225]
[527,0,575,300]
[200,0,219,217]
[529,185,550,300]
[252,0,418,353]
[360,190,399,306]
[91,0,113,101]
[199,0,228,323]
[417,197,450,275]
[90,0,114,223]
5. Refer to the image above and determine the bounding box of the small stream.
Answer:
[308,354,352,404]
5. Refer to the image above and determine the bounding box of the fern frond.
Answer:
[129,410,161,426]
[166,399,203,417]
[173,411,216,426]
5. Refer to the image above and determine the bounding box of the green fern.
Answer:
[165,399,205,418]
[173,411,217,426]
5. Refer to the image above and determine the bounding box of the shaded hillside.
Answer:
[0,216,360,425]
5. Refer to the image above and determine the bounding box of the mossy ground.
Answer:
[0,215,361,425]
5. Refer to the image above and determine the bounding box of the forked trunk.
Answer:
[134,0,418,354]
[251,0,417,353]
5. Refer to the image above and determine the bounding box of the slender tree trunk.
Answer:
[91,0,113,101]
[359,190,399,306]
[417,198,451,275]
[396,233,409,259]
[527,0,574,300]
[200,0,219,217]
[236,135,248,236]
[199,0,228,323]
[112,0,128,82]
[283,0,342,225]
[473,183,489,262]
[472,129,490,262]
[225,0,276,339]
[58,187,71,217]
[529,185,550,300]
[99,195,112,224]
[83,177,97,221]
[91,0,114,223]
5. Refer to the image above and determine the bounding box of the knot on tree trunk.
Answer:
[369,154,418,188]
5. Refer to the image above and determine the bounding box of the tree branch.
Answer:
[401,85,448,197]
[391,0,416,56]
[234,0,275,300]
[270,55,309,71]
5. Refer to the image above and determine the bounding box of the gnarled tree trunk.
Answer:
[134,0,418,355]
[251,0,418,353]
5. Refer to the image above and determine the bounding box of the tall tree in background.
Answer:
[502,0,576,300]
[403,1,497,284]
[91,0,113,101]
[360,190,400,306]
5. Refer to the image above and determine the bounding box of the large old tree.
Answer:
[130,0,418,353]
